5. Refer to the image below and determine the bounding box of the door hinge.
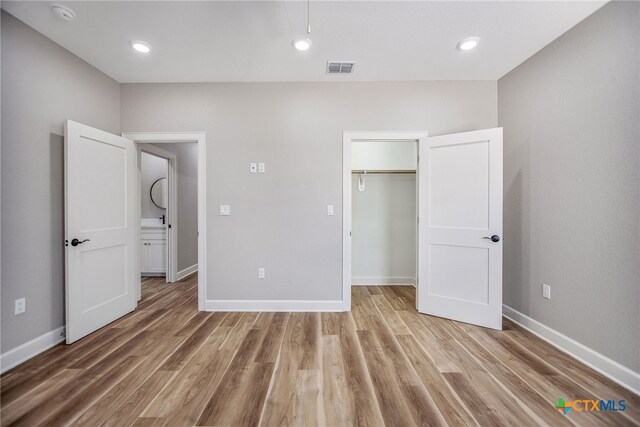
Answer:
[417,154,420,163]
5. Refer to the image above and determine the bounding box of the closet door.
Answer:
[417,128,503,330]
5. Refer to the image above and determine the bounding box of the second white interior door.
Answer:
[65,120,137,343]
[417,128,503,330]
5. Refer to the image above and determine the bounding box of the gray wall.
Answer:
[154,143,198,273]
[499,1,640,371]
[140,151,167,219]
[1,11,120,352]
[121,81,497,301]
[352,175,416,284]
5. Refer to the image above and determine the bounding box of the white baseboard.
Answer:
[1,326,65,374]
[205,299,344,312]
[352,276,416,286]
[503,305,640,395]
[177,263,198,280]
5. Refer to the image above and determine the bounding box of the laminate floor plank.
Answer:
[396,310,462,373]
[334,312,386,427]
[443,322,573,427]
[38,355,146,426]
[371,294,412,335]
[378,285,412,312]
[258,313,322,427]
[396,334,479,427]
[158,312,223,371]
[363,293,447,426]
[0,369,82,426]
[461,323,633,426]
[357,329,419,427]
[102,370,177,427]
[254,313,289,363]
[321,334,353,426]
[2,281,636,427]
[197,314,283,426]
[501,319,640,422]
[416,314,542,426]
[73,337,185,427]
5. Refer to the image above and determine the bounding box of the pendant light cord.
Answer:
[283,0,294,40]
[283,0,311,39]
[307,0,311,35]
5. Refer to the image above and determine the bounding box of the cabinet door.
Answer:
[147,241,166,273]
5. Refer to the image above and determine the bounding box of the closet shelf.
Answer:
[351,169,416,174]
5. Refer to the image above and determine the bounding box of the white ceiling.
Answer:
[2,1,606,83]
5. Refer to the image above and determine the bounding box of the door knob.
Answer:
[71,238,90,247]
[483,235,500,243]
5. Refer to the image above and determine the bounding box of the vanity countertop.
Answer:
[141,218,166,229]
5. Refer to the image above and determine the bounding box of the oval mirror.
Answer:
[150,178,168,209]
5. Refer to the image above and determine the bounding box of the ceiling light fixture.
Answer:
[284,0,313,51]
[457,37,480,51]
[51,4,75,21]
[293,38,312,51]
[130,41,152,54]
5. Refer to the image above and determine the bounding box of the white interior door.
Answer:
[65,120,137,343]
[417,128,503,330]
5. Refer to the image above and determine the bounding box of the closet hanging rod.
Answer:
[351,169,416,175]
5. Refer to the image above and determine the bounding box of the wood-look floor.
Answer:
[1,275,638,427]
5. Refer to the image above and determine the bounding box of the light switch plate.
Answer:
[219,205,231,216]
[542,284,551,299]
[327,205,334,216]
[258,163,265,173]
[15,298,25,315]
[250,163,257,174]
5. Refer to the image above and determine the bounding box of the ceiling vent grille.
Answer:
[327,61,355,74]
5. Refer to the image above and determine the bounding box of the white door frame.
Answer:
[123,132,207,311]
[342,131,428,311]
[138,144,177,286]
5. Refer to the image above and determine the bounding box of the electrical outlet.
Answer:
[15,298,26,315]
[542,284,551,300]
[258,163,265,173]
[258,267,265,279]
[327,204,334,216]
[250,163,257,174]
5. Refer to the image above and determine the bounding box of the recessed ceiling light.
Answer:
[457,37,480,51]
[293,38,312,51]
[130,41,152,54]
[51,4,75,21]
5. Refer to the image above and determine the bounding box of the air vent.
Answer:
[327,61,356,74]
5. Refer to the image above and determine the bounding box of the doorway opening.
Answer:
[342,132,427,311]
[139,147,173,285]
[124,132,207,311]
[351,140,418,295]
